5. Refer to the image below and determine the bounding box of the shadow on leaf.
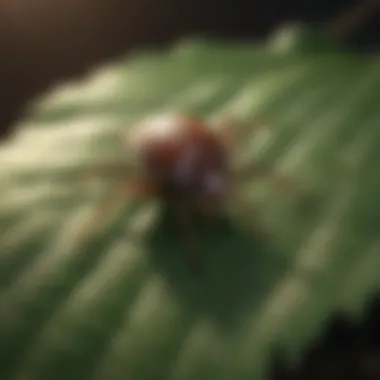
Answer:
[147,207,289,334]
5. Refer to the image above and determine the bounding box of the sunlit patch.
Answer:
[126,114,184,150]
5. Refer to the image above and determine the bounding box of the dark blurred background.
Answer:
[0,0,379,140]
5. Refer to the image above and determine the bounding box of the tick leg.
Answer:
[77,179,156,244]
[173,201,202,273]
[217,118,269,150]
[83,161,138,181]
[230,189,271,239]
[199,197,226,228]
[234,161,306,198]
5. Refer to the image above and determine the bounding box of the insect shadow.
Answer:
[146,206,289,334]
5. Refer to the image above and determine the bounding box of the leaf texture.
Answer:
[0,25,379,380]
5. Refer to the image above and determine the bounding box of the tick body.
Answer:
[128,114,230,215]
[82,113,306,272]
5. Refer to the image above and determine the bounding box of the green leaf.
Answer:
[1,26,380,380]
[268,23,344,54]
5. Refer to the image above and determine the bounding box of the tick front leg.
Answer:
[234,160,307,199]
[77,179,156,244]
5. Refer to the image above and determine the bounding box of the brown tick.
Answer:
[80,114,305,271]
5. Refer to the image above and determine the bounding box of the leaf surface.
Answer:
[0,25,379,380]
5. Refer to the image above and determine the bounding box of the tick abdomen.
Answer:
[127,114,229,201]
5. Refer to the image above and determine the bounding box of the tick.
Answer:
[80,114,306,271]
